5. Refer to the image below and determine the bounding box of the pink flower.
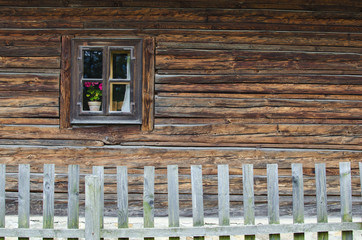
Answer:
[99,83,102,90]
[84,82,91,88]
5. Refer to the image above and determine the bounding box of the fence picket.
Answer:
[292,163,304,240]
[0,164,5,240]
[92,166,104,232]
[339,162,353,240]
[144,166,155,240]
[85,175,101,240]
[218,165,230,240]
[315,163,328,240]
[18,164,30,240]
[43,164,55,240]
[167,165,180,240]
[117,166,129,240]
[267,164,280,240]
[191,165,204,240]
[243,164,255,240]
[67,165,79,240]
[359,162,362,196]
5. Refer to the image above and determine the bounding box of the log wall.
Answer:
[0,0,361,216]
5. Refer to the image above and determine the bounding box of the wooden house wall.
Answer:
[0,0,361,216]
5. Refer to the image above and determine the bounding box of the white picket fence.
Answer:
[0,162,361,239]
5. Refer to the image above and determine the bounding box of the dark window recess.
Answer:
[70,39,143,124]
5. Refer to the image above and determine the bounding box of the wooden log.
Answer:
[155,83,362,95]
[156,74,362,85]
[141,37,155,132]
[0,73,59,92]
[0,56,59,69]
[60,35,72,129]
[156,31,362,48]
[1,146,361,169]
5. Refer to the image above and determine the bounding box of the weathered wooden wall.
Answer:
[0,0,361,216]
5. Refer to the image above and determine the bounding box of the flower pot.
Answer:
[88,101,101,111]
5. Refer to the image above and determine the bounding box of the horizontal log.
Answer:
[156,83,362,95]
[156,31,362,48]
[0,139,104,147]
[0,96,58,107]
[0,146,360,169]
[155,106,361,119]
[0,56,60,69]
[157,92,362,101]
[0,7,360,32]
[0,46,60,57]
[156,50,361,72]
[123,134,362,147]
[152,123,362,136]
[0,32,60,42]
[155,117,362,125]
[0,73,59,92]
[0,107,59,118]
[0,125,140,142]
[0,0,360,12]
[156,97,362,109]
[157,42,362,54]
[156,74,362,85]
[123,142,362,151]
[0,118,59,125]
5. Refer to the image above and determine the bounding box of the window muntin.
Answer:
[71,39,142,124]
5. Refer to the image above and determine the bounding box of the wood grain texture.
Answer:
[18,164,30,240]
[315,164,328,240]
[339,162,353,240]
[141,37,155,131]
[0,164,4,232]
[85,175,101,240]
[67,164,79,240]
[60,35,72,129]
[243,164,255,240]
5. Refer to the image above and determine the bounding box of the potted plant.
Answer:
[84,82,102,111]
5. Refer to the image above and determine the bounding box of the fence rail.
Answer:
[0,162,361,239]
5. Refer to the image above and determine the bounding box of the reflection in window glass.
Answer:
[111,83,130,112]
[82,81,103,111]
[83,50,103,78]
[111,51,129,79]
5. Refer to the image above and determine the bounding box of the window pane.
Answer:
[110,83,130,112]
[83,50,103,78]
[111,51,129,79]
[82,81,103,111]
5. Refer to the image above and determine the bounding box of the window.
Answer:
[70,39,143,124]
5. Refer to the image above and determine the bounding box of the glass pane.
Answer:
[83,50,103,78]
[111,51,129,79]
[82,81,103,111]
[110,83,130,112]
